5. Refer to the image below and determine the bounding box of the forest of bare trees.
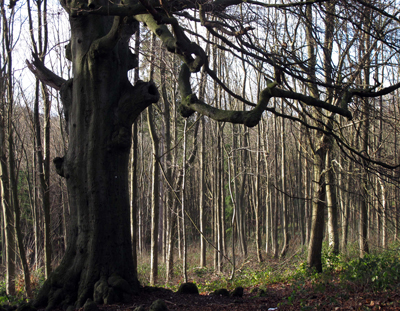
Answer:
[1,0,400,308]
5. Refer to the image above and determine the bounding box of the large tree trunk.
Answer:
[33,13,159,309]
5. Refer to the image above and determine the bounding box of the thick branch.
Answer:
[26,53,66,90]
[180,58,353,128]
[68,2,145,16]
[246,0,329,9]
[135,14,206,72]
[178,64,275,127]
[137,0,163,24]
[352,82,400,98]
[135,14,176,51]
[64,0,326,17]
[90,16,125,57]
[270,88,353,119]
[117,80,160,126]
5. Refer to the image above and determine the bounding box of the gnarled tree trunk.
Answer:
[31,12,159,309]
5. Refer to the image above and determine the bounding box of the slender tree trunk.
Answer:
[148,33,162,285]
[1,5,17,295]
[27,0,53,277]
[272,110,279,258]
[323,0,339,256]
[305,3,326,272]
[262,119,272,254]
[358,5,372,258]
[304,154,311,244]
[308,147,326,273]
[215,122,222,272]
[2,3,32,294]
[227,132,237,277]
[379,178,387,248]
[199,116,206,267]
[130,26,141,270]
[0,102,15,296]
[181,120,188,282]
[280,110,289,258]
[148,41,160,284]
[9,132,33,297]
[255,125,262,262]
[297,136,305,245]
[340,153,351,252]
[326,149,339,255]
[0,156,14,296]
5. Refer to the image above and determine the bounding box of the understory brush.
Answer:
[137,240,400,299]
[340,247,400,291]
[0,268,46,306]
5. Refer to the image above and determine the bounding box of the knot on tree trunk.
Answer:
[110,126,132,151]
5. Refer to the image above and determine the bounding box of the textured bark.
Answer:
[33,12,159,309]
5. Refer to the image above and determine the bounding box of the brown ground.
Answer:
[94,282,400,311]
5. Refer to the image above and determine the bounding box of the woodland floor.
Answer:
[4,243,400,311]
[92,281,400,311]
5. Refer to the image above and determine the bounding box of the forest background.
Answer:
[1,0,400,309]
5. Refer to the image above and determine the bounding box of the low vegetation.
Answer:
[1,241,400,309]
[134,240,400,309]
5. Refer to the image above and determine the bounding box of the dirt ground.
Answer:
[93,283,400,311]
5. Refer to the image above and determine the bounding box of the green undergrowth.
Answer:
[2,241,399,307]
[137,241,400,297]
[0,268,46,306]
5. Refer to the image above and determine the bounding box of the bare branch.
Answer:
[352,82,400,98]
[26,53,66,90]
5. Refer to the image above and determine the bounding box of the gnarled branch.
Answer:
[178,63,276,127]
[135,13,206,72]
